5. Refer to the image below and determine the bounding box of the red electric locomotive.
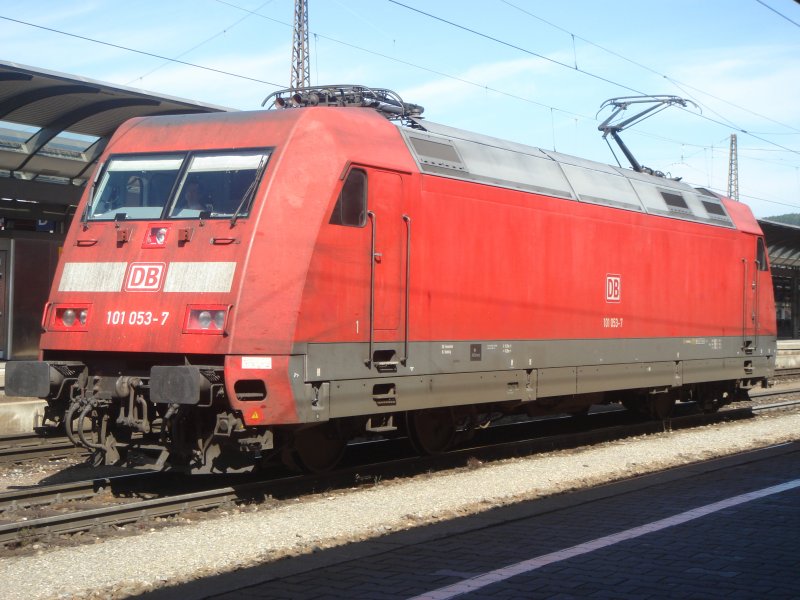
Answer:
[6,86,776,473]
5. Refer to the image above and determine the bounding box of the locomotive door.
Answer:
[368,169,404,333]
[742,236,768,353]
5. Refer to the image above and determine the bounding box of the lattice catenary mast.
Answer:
[290,0,310,91]
[727,133,739,201]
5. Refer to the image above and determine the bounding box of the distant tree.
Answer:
[765,213,800,226]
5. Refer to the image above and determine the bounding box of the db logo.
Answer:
[125,263,166,291]
[606,274,621,303]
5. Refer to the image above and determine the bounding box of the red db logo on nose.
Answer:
[606,274,621,303]
[125,263,165,291]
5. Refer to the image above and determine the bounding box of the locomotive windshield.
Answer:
[87,149,270,221]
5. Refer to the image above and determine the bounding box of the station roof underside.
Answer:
[0,60,228,217]
[759,220,800,269]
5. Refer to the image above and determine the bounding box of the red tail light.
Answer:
[183,305,229,334]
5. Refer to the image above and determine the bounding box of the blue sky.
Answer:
[2,0,798,218]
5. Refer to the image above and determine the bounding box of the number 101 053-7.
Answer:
[106,311,169,326]
[603,317,623,328]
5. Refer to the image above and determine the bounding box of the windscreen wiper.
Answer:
[230,155,269,227]
[80,165,103,227]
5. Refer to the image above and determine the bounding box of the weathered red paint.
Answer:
[40,107,775,427]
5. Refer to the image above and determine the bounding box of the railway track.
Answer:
[1,395,798,549]
[0,431,86,465]
[775,366,800,380]
[0,371,793,467]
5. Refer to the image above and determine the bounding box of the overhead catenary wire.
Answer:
[5,1,797,153]
[127,0,276,85]
[385,0,646,96]
[217,0,800,184]
[5,3,795,158]
[755,0,800,28]
[213,0,798,176]
[0,14,285,89]
[386,0,799,158]
[1,3,797,210]
[501,0,800,136]
[385,0,800,210]
[214,0,596,122]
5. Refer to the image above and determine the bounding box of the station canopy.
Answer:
[759,220,800,269]
[0,60,229,223]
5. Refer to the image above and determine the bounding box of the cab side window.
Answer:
[330,168,367,227]
[756,238,769,272]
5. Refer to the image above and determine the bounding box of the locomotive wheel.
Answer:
[621,393,675,420]
[287,423,347,473]
[407,408,457,455]
[649,395,676,420]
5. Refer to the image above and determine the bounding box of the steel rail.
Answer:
[0,489,222,545]
[775,367,800,379]
[0,470,171,514]
[0,476,289,545]
[749,385,800,400]
[0,479,102,513]
[0,433,86,465]
[751,399,800,412]
[2,397,798,547]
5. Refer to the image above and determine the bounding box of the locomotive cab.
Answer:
[8,142,276,471]
[6,105,422,473]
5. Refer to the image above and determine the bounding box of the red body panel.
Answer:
[297,166,776,345]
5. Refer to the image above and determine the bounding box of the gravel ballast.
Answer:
[1,411,798,600]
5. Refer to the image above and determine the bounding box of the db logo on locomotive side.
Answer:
[606,274,621,303]
[125,263,166,292]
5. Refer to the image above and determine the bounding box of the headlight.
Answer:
[184,305,229,335]
[50,304,91,331]
[198,310,212,329]
[61,309,76,327]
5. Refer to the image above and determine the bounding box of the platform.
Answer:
[777,339,800,368]
[138,443,800,600]
[0,362,47,434]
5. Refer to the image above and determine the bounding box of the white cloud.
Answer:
[95,48,289,110]
[401,57,548,101]
[669,44,800,127]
